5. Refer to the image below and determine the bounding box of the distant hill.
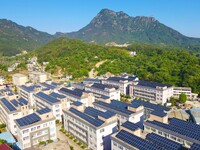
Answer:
[36,37,200,93]
[0,19,53,56]
[56,9,200,50]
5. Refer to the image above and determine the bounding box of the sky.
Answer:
[0,0,200,37]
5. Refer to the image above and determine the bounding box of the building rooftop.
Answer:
[10,98,28,107]
[72,101,83,106]
[84,107,116,119]
[93,100,137,116]
[12,73,27,77]
[114,130,161,150]
[83,78,101,83]
[151,110,167,117]
[132,100,170,112]
[146,133,182,150]
[15,113,41,127]
[107,76,137,82]
[0,98,17,112]
[121,121,139,131]
[36,107,51,115]
[50,92,66,99]
[145,118,200,142]
[35,92,60,104]
[0,143,12,150]
[20,85,41,92]
[68,108,104,127]
[59,88,84,97]
[91,83,118,90]
[137,80,172,88]
[40,82,56,89]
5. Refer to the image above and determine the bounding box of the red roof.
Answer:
[0,143,12,150]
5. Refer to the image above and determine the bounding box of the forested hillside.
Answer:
[36,37,200,93]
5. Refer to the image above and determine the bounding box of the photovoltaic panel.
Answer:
[69,108,104,127]
[115,130,164,150]
[1,98,16,112]
[191,143,200,150]
[36,107,51,114]
[36,92,60,104]
[16,113,41,127]
[121,121,139,131]
[146,133,182,150]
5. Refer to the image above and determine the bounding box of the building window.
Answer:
[100,128,104,133]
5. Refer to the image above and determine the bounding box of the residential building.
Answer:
[190,108,200,124]
[63,103,118,150]
[15,108,57,149]
[131,100,171,120]
[85,83,120,100]
[93,100,144,125]
[130,80,173,104]
[0,76,4,85]
[34,92,62,121]
[102,76,139,95]
[144,118,200,148]
[12,74,28,86]
[173,87,198,100]
[29,72,47,83]
[59,88,94,107]
[50,92,68,110]
[83,78,102,84]
[0,97,33,135]
[18,85,41,107]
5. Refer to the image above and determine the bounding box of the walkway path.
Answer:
[88,60,107,78]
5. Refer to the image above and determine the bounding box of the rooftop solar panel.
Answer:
[11,100,19,107]
[50,92,66,99]
[40,83,55,89]
[16,113,41,127]
[36,107,51,114]
[116,130,163,150]
[146,133,182,150]
[18,97,28,105]
[59,88,83,97]
[1,98,16,112]
[36,92,60,104]
[121,121,139,131]
[191,143,200,150]
[69,108,104,127]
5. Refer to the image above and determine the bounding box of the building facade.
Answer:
[12,74,28,86]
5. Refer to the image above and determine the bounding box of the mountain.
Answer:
[56,9,200,50]
[36,37,200,93]
[0,19,54,56]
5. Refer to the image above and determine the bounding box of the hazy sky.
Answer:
[1,0,200,37]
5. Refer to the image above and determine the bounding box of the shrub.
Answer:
[39,141,46,145]
[78,141,83,146]
[0,124,6,129]
[70,146,74,150]
[47,139,53,143]
[81,145,87,149]
[57,138,60,141]
[74,139,78,143]
[56,120,60,124]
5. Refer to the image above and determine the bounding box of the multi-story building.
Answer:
[49,92,68,110]
[131,100,171,120]
[144,118,200,148]
[15,108,57,149]
[59,88,94,107]
[93,100,144,125]
[130,80,173,104]
[173,87,198,100]
[34,92,62,121]
[63,103,118,150]
[102,76,138,95]
[12,74,28,86]
[0,97,33,135]
[85,83,120,100]
[83,78,102,84]
[18,85,41,107]
[0,76,4,85]
[29,72,47,83]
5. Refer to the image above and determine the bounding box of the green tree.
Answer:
[170,97,176,106]
[179,93,187,103]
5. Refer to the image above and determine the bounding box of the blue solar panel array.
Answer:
[116,130,164,150]
[94,101,133,115]
[1,98,16,112]
[84,107,115,119]
[121,121,139,131]
[132,100,170,112]
[191,143,200,150]
[146,133,182,150]
[36,107,51,114]
[137,80,172,88]
[151,110,167,117]
[36,92,60,104]
[146,119,200,141]
[40,83,56,89]
[72,101,83,106]
[50,92,66,99]
[91,83,118,90]
[18,97,28,105]
[16,113,41,127]
[60,88,84,97]
[69,108,104,127]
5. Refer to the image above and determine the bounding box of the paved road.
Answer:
[40,125,82,150]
